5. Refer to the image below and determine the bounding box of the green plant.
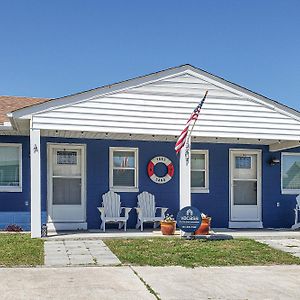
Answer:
[163,214,175,222]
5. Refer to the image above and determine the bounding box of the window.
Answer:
[235,156,252,169]
[0,144,22,192]
[57,151,77,165]
[281,153,300,194]
[110,147,138,191]
[191,150,209,193]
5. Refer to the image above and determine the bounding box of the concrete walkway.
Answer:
[133,265,300,300]
[0,267,155,300]
[45,228,300,241]
[259,238,300,258]
[46,229,181,240]
[213,228,300,240]
[45,240,120,266]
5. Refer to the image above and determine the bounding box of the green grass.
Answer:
[105,238,300,267]
[0,233,44,267]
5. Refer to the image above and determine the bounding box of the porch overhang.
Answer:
[38,126,300,152]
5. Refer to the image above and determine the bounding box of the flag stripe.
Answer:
[175,91,208,154]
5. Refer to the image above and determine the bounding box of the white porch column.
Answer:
[179,139,191,209]
[30,120,41,238]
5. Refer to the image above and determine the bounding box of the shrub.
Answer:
[5,224,23,232]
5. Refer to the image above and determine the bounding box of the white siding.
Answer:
[32,73,300,141]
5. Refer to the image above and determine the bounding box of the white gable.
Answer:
[27,70,300,141]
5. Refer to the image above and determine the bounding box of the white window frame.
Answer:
[0,143,22,192]
[281,152,300,194]
[191,149,209,193]
[109,147,139,192]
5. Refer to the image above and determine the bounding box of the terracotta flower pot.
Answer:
[160,221,176,235]
[194,217,211,235]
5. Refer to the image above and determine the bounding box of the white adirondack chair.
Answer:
[135,191,168,231]
[97,191,131,232]
[291,195,300,230]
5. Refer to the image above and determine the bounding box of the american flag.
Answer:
[175,91,208,154]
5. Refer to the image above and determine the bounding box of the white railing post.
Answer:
[179,138,191,209]
[30,119,41,238]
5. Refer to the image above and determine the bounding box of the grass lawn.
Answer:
[105,238,300,267]
[0,233,44,267]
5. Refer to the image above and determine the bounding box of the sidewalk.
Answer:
[133,265,300,300]
[0,266,155,300]
[0,265,299,299]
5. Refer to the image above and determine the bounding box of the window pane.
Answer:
[233,181,257,205]
[53,150,81,177]
[282,155,300,190]
[57,151,77,165]
[53,178,81,205]
[191,153,205,169]
[233,154,257,180]
[113,151,135,168]
[191,170,205,188]
[235,156,251,169]
[113,169,135,187]
[0,146,20,186]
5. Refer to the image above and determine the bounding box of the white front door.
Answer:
[229,149,262,228]
[47,144,86,230]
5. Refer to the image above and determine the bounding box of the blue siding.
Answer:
[0,135,299,230]
[40,137,179,230]
[191,143,300,228]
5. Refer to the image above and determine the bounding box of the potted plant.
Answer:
[194,213,211,235]
[160,214,176,235]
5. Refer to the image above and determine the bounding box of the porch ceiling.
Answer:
[1,118,299,151]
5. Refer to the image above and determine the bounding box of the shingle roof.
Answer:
[0,95,48,124]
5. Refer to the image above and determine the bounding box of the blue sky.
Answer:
[0,1,299,110]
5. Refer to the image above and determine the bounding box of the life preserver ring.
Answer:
[147,156,174,184]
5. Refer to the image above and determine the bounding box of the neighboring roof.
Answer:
[9,64,300,121]
[0,96,48,124]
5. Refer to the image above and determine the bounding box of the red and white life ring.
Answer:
[147,156,174,184]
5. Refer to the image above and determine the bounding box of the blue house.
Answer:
[0,65,300,237]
